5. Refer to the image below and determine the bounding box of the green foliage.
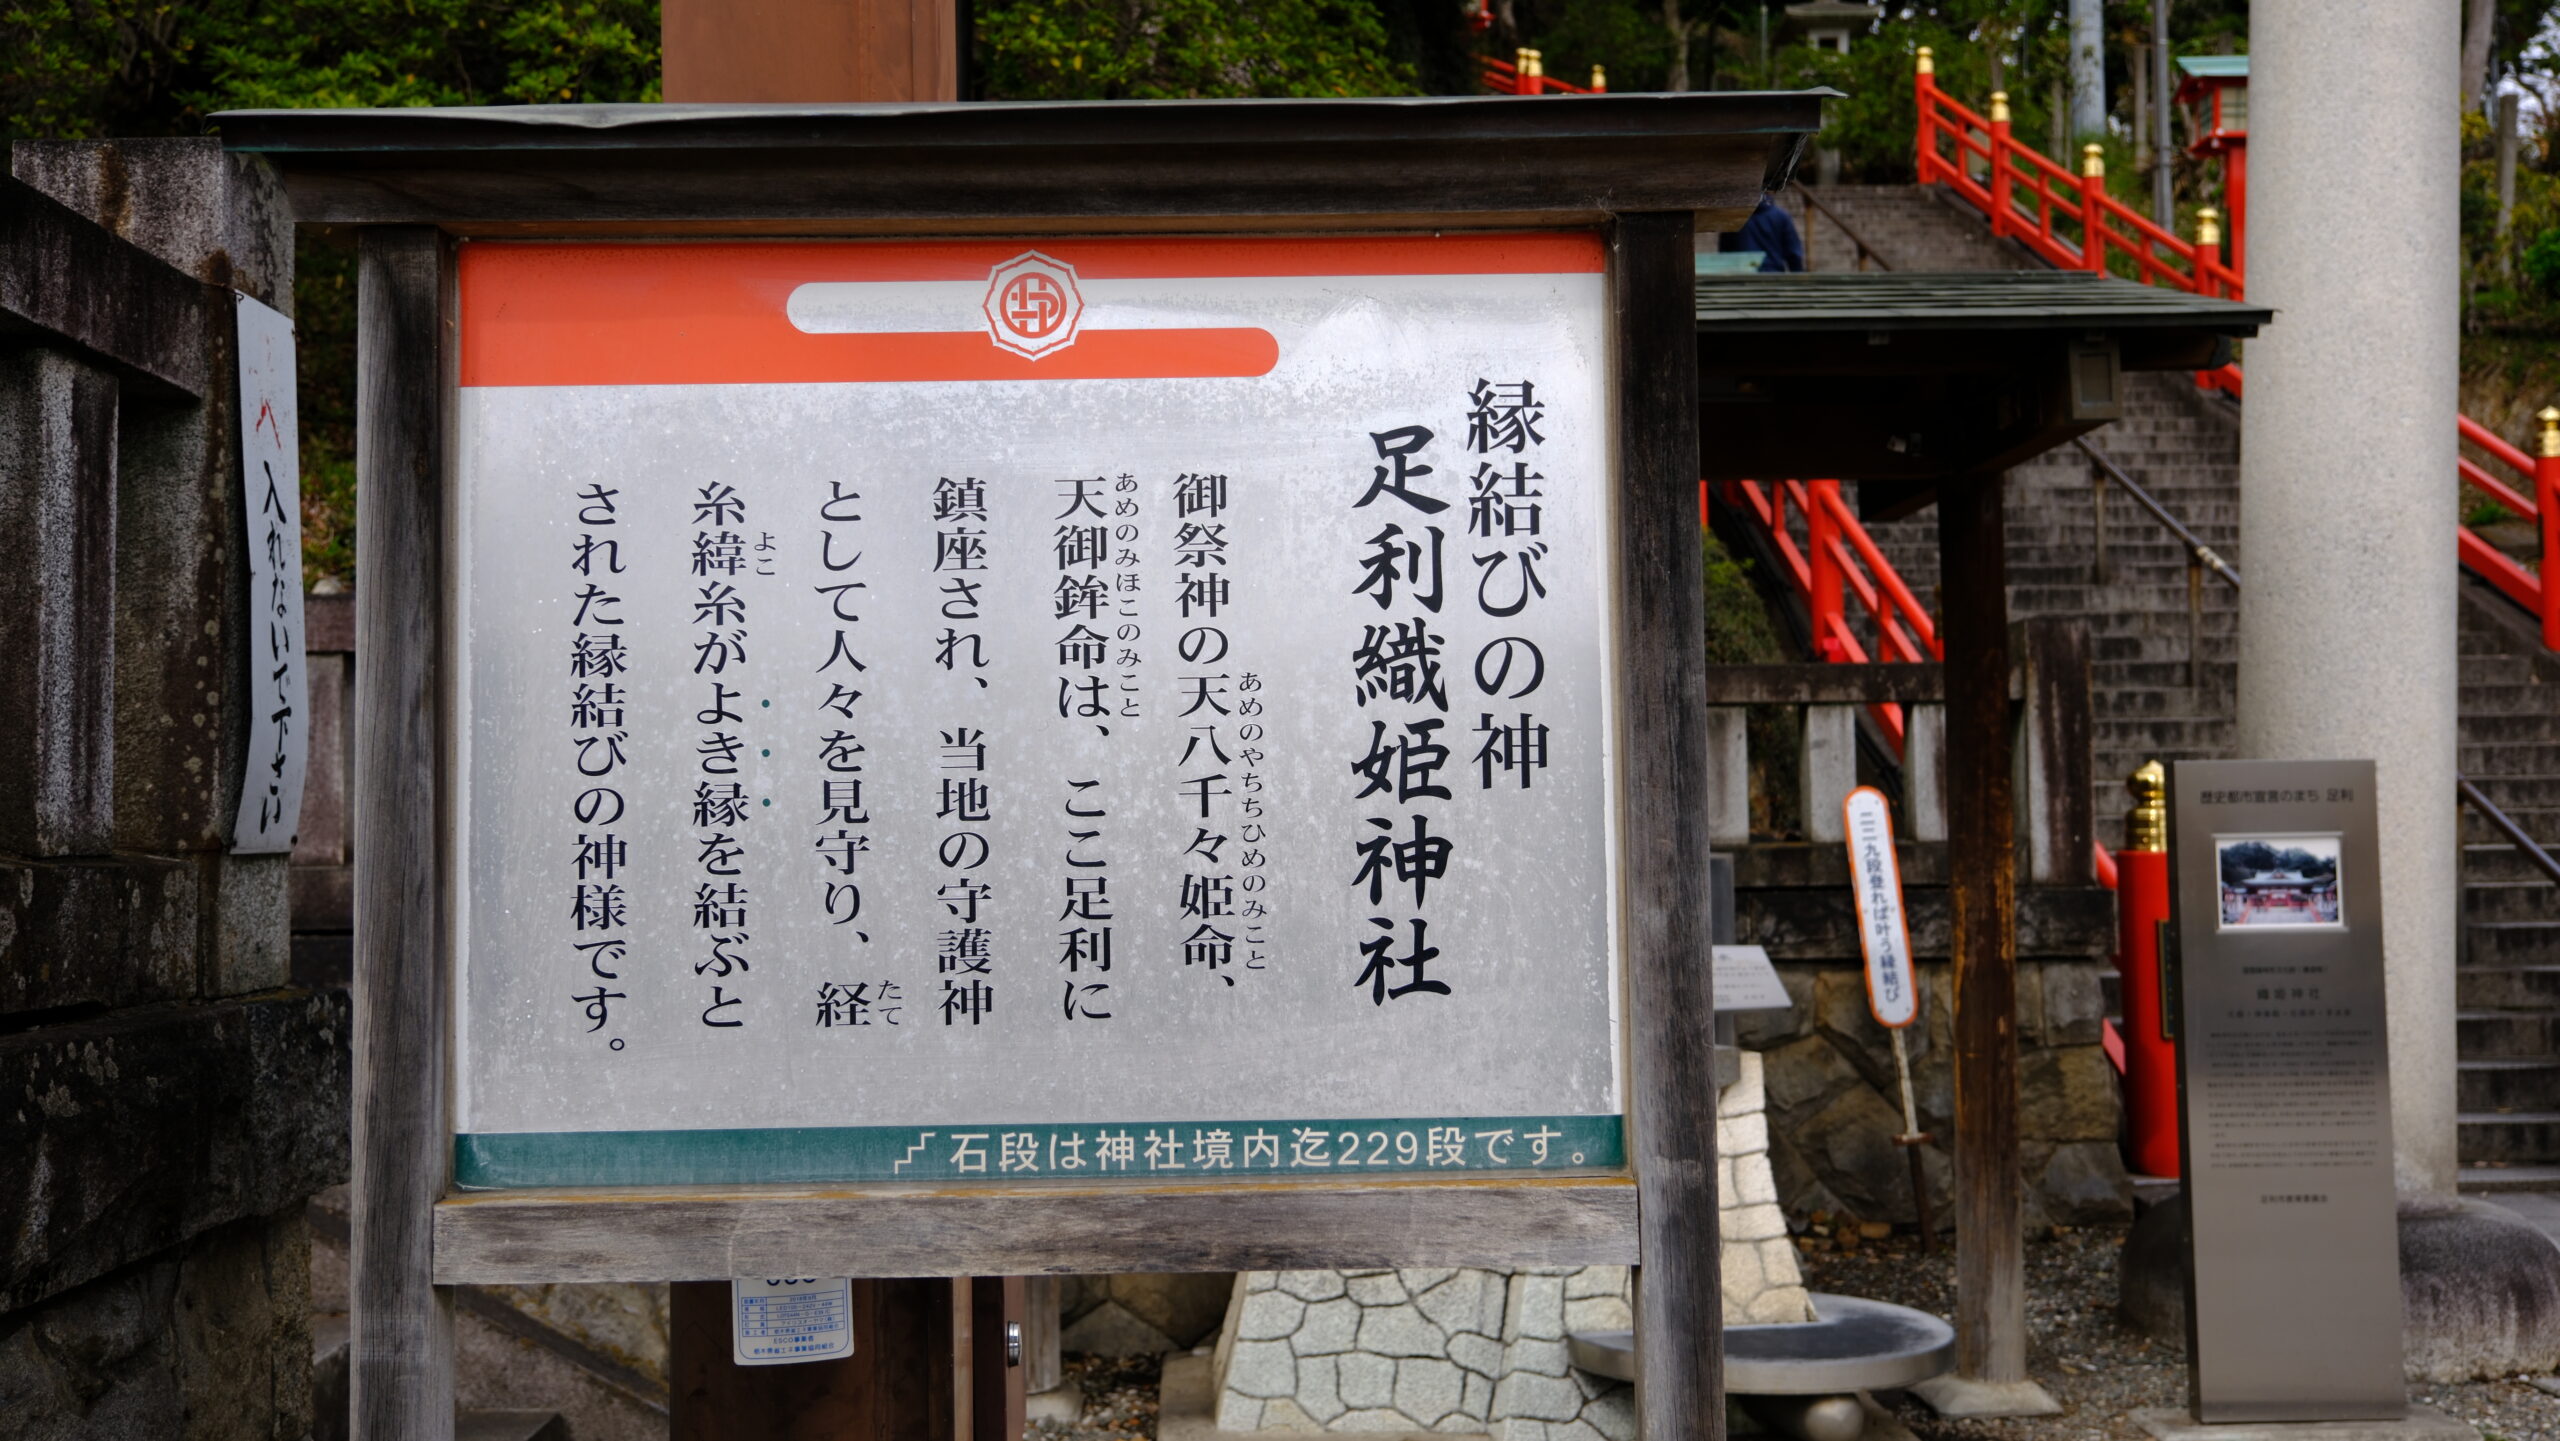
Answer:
[973,0,1416,99]
[2524,228,2560,299]
[2,0,660,140]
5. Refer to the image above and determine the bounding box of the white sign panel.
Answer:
[1842,786,1917,1028]
[450,235,1625,1187]
[231,293,310,854]
[732,1277,855,1366]
[1711,945,1792,1012]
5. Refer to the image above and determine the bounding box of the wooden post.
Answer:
[1989,92,2014,240]
[2539,407,2560,653]
[351,226,456,1441]
[1936,472,2025,1387]
[661,0,959,103]
[968,1277,1027,1441]
[1611,210,1724,1441]
[672,1280,962,1439]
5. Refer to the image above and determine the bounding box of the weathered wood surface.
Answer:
[1023,1275,1063,1394]
[970,1276,1027,1441]
[1612,210,1724,1441]
[0,988,350,1312]
[352,226,455,1441]
[433,1179,1639,1284]
[0,350,119,857]
[663,0,957,104]
[215,96,1816,229]
[1705,662,1945,705]
[670,1278,957,1440]
[1936,473,2026,1385]
[0,177,211,399]
[2017,618,2095,887]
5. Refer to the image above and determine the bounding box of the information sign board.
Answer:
[2167,759,2402,1421]
[452,235,1625,1188]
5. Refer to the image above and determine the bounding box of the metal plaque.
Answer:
[2167,759,2402,1421]
[450,235,1624,1187]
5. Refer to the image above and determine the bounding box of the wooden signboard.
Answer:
[216,94,1822,1441]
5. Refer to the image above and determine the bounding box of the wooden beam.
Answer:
[1611,210,1724,1441]
[1936,472,2025,1385]
[432,1179,1638,1284]
[351,225,454,1441]
[1705,662,1944,705]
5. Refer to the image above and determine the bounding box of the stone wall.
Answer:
[1210,1054,1812,1436]
[1,138,349,1440]
[1737,957,2129,1228]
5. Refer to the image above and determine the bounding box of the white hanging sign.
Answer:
[732,1276,856,1366]
[1711,944,1792,1012]
[231,293,310,854]
[1842,786,1917,1028]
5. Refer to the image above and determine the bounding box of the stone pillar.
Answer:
[2068,0,2106,140]
[2236,5,2461,1198]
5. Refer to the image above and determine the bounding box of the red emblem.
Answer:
[984,252,1084,359]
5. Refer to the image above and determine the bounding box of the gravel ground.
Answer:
[1031,1351,1166,1441]
[1794,1219,2560,1441]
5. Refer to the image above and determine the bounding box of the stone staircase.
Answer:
[1777,183,2560,1188]
[2455,600,2560,1190]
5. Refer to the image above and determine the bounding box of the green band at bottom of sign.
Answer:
[453,1114,1625,1189]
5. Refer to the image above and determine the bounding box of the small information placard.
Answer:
[1842,787,1916,1028]
[731,1277,855,1366]
[1711,945,1790,1012]
[230,293,309,854]
[2168,759,2401,1422]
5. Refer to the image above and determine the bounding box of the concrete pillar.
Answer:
[2068,0,2106,140]
[2237,3,2461,1199]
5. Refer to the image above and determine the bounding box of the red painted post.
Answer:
[1988,91,2013,240]
[2225,141,2248,280]
[2115,762,2180,1178]
[1807,481,1846,660]
[2539,408,2560,652]
[1915,47,1937,184]
[2079,143,2109,275]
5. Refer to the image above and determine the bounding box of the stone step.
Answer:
[2463,776,2560,810]
[2458,682,2560,716]
[2461,713,2560,747]
[2457,965,2560,1008]
[2462,743,2560,776]
[2467,922,2560,965]
[2457,1111,2560,1164]
[2460,1163,2560,1191]
[2462,845,2560,885]
[2460,1058,2560,1113]
[2462,808,2560,846]
[2464,882,2560,925]
[2458,1008,2560,1057]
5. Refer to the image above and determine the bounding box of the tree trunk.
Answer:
[1663,0,1691,91]
[2462,0,2494,111]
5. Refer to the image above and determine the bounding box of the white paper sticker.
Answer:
[1710,945,1791,1012]
[732,1277,855,1366]
[1842,786,1918,1028]
[230,293,309,853]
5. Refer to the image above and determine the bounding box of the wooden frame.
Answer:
[310,96,1819,1441]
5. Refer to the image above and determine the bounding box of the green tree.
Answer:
[973,0,1418,99]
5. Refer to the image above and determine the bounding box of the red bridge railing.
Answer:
[1480,50,1604,96]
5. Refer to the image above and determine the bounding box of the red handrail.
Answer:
[1480,55,1602,96]
[1914,55,2551,647]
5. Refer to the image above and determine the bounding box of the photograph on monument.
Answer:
[2213,834,2344,930]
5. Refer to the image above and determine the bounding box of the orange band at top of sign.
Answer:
[458,232,1606,389]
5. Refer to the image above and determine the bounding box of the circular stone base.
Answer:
[2120,1193,2560,1382]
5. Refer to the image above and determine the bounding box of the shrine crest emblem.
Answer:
[983,251,1085,359]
